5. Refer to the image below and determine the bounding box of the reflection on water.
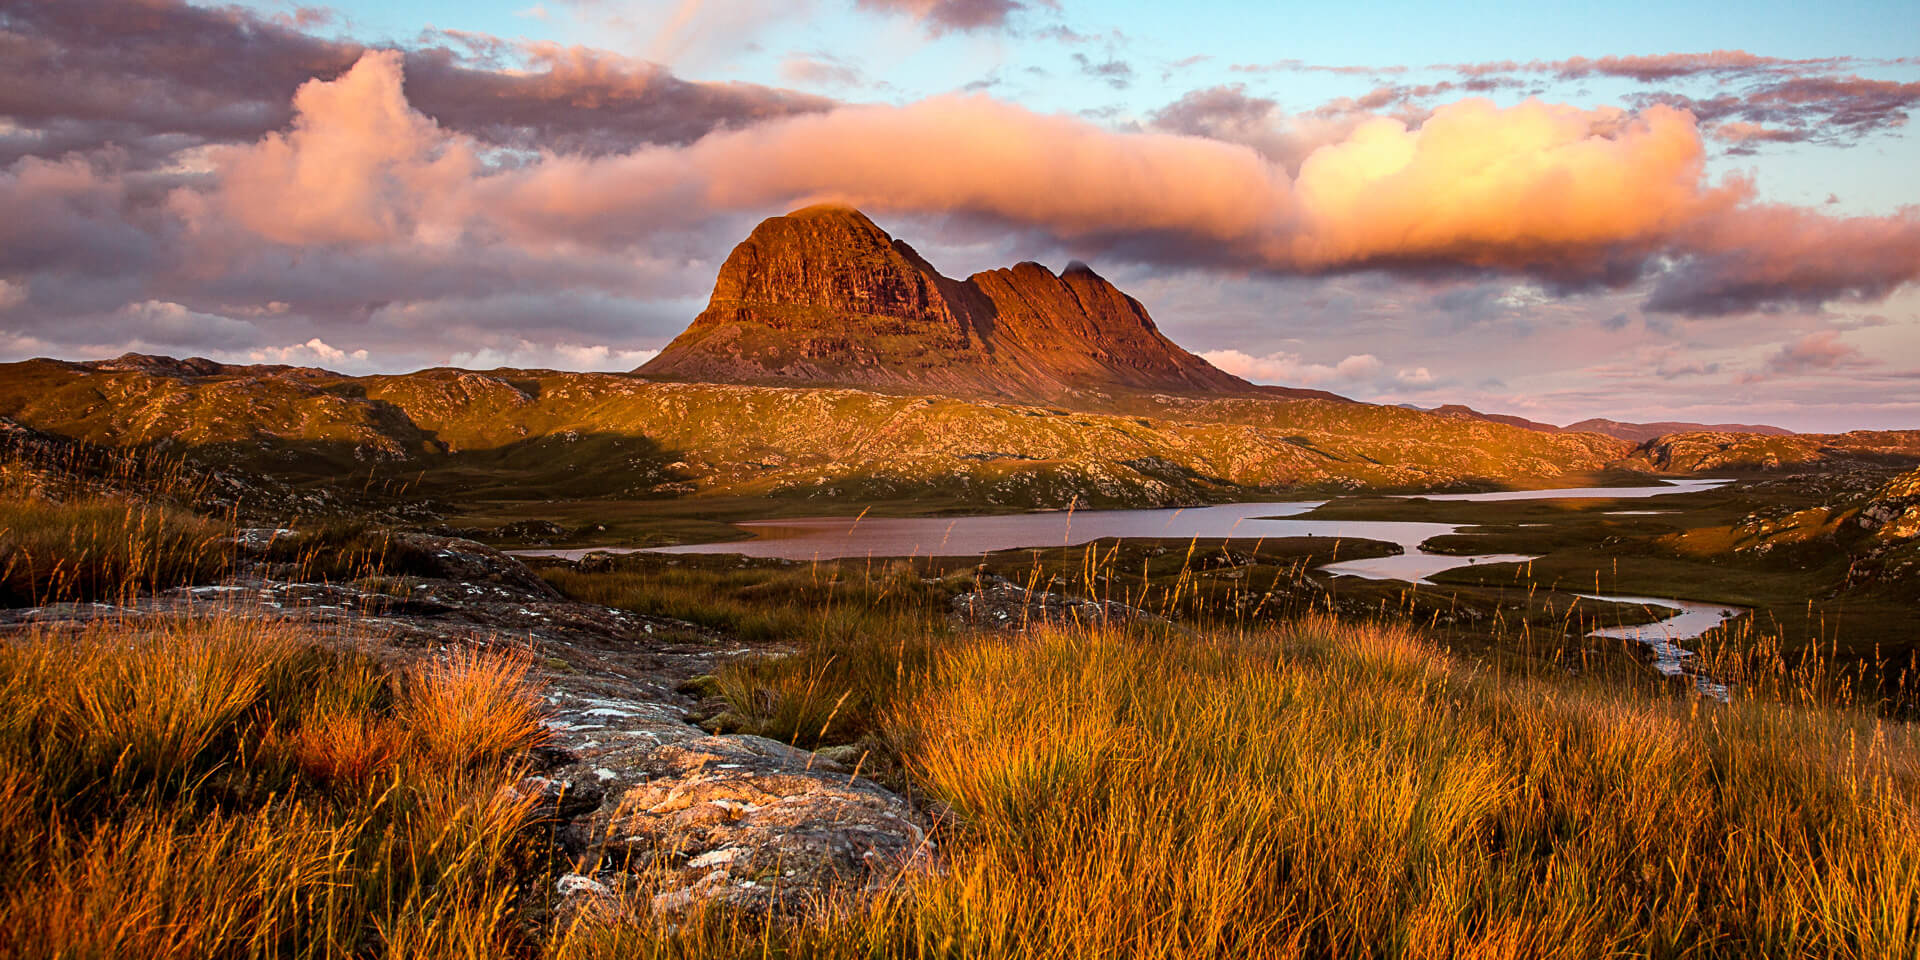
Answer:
[1577,593,1744,697]
[526,477,1731,565]
[1318,551,1540,582]
[517,477,1741,693]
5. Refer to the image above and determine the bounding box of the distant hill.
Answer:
[1428,405,1564,433]
[1561,419,1794,444]
[638,205,1341,403]
[1628,430,1920,473]
[1421,404,1794,443]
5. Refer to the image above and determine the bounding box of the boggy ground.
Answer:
[5,441,1920,956]
[535,553,1920,959]
[1302,468,1920,686]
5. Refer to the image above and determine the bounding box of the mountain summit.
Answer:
[638,206,1268,401]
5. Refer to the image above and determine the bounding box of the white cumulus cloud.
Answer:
[445,340,660,371]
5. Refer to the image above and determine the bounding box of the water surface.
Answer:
[519,477,1741,691]
[527,477,1730,565]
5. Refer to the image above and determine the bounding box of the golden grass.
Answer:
[2,484,1916,956]
[557,615,1920,959]
[404,646,546,770]
[0,615,550,960]
[0,496,232,605]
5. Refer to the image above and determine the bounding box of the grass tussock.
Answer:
[563,615,1920,959]
[0,614,551,959]
[0,496,233,605]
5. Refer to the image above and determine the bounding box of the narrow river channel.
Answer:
[518,478,1742,693]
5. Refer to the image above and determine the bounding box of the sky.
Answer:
[2,0,1918,431]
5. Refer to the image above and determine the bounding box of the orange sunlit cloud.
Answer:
[187,52,1919,316]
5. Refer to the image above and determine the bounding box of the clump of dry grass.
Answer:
[404,646,546,769]
[0,615,552,960]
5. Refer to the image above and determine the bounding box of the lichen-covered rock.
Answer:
[387,532,562,599]
[538,687,933,920]
[1860,467,1920,543]
[583,735,932,917]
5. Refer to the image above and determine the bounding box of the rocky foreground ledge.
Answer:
[0,533,935,923]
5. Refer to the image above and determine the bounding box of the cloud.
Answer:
[855,0,1032,33]
[1071,53,1135,89]
[114,300,261,348]
[1201,349,1382,386]
[247,337,373,369]
[0,0,833,169]
[169,53,1920,318]
[1708,121,1810,148]
[445,340,659,370]
[1427,51,1920,150]
[1631,76,1920,151]
[1147,84,1366,171]
[1648,203,1920,314]
[780,54,869,89]
[1229,60,1407,77]
[1441,51,1862,83]
[196,52,480,247]
[1757,330,1867,377]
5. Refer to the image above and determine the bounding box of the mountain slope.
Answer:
[639,206,1276,401]
[0,357,1637,509]
[1628,430,1920,472]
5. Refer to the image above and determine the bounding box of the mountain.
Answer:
[638,206,1323,401]
[1562,419,1794,444]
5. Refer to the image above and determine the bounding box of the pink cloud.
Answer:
[1735,330,1869,383]
[176,52,1920,317]
[1442,50,1859,83]
[236,56,1712,272]
[195,52,479,247]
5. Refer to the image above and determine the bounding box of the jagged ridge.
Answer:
[638,205,1283,401]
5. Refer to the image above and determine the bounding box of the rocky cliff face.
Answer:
[639,206,1267,401]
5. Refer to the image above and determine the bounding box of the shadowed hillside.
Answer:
[0,357,1633,511]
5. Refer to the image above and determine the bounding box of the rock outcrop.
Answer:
[1629,430,1920,473]
[1858,467,1920,544]
[0,534,933,922]
[639,205,1284,401]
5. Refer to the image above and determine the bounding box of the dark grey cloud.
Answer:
[1072,52,1134,90]
[0,0,833,170]
[854,0,1035,34]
